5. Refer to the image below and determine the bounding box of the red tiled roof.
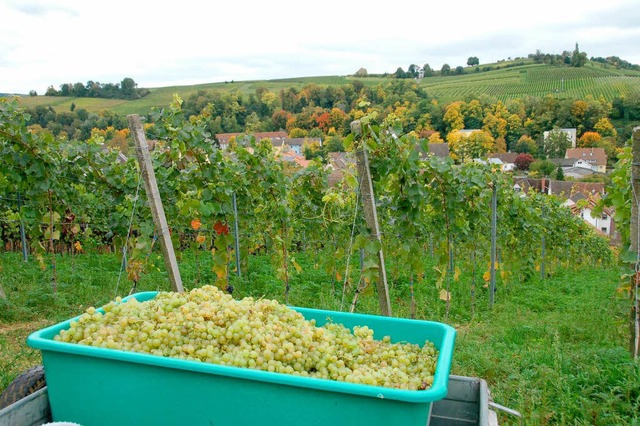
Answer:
[216,131,288,145]
[565,148,607,166]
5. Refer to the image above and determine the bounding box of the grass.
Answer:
[0,250,638,424]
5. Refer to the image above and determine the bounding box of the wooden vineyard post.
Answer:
[233,192,241,277]
[351,120,392,317]
[128,114,184,293]
[631,126,640,359]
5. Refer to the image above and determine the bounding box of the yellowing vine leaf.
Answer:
[453,266,461,282]
[44,229,61,241]
[212,264,226,279]
[37,254,45,271]
[483,270,491,282]
[42,212,61,225]
[439,289,450,301]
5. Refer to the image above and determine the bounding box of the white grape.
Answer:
[54,286,439,390]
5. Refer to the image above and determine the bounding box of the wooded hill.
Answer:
[15,59,640,116]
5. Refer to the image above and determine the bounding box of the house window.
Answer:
[601,213,608,220]
[601,227,608,233]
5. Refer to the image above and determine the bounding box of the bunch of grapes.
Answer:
[55,286,438,390]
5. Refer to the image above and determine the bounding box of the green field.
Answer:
[14,60,640,115]
[0,251,638,424]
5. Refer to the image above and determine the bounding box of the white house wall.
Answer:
[581,207,612,235]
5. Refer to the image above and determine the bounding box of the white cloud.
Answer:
[1,0,639,94]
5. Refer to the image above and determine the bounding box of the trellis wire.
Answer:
[340,174,363,312]
[114,168,143,298]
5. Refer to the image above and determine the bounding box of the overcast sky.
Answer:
[2,0,639,95]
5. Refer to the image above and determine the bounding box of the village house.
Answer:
[427,143,450,158]
[215,131,288,150]
[564,148,607,173]
[512,177,617,240]
[277,137,322,155]
[562,193,615,237]
[215,132,321,155]
[327,152,355,186]
[488,152,518,172]
[549,158,596,179]
[414,142,450,159]
[457,129,482,138]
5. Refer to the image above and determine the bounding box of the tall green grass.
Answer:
[0,251,637,424]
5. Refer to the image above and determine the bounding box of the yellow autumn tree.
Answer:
[593,117,617,138]
[447,130,494,162]
[110,128,130,152]
[428,132,444,144]
[579,131,602,148]
[483,111,507,140]
[571,100,589,120]
[443,101,465,134]
[461,99,484,128]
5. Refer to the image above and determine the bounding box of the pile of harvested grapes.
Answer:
[55,285,438,390]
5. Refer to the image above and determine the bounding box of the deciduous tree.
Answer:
[272,109,291,131]
[579,131,602,148]
[354,68,368,77]
[447,130,494,162]
[594,117,617,138]
[394,67,408,79]
[289,128,308,138]
[408,64,420,78]
[443,102,465,133]
[514,135,537,154]
[571,43,587,67]
[428,132,444,143]
[422,63,434,77]
[514,153,535,171]
[541,129,571,159]
[529,159,557,177]
[462,99,484,129]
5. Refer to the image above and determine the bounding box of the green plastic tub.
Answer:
[27,292,456,426]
